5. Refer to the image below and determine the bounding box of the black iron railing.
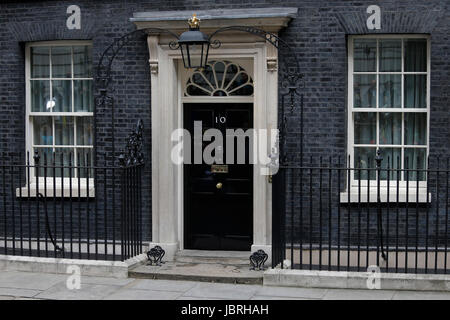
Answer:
[0,151,144,262]
[272,155,450,274]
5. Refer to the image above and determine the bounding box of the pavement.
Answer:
[0,271,449,300]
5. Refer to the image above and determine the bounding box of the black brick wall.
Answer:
[0,0,449,247]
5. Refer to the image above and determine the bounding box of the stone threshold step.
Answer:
[176,250,251,258]
[175,250,251,266]
[129,270,263,285]
[129,262,263,285]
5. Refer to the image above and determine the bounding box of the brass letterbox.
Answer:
[211,164,228,173]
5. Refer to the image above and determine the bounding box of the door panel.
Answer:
[184,103,253,251]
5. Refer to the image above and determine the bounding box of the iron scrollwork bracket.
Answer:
[249,250,268,271]
[147,245,165,266]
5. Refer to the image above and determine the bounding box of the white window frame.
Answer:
[20,41,95,197]
[343,34,431,203]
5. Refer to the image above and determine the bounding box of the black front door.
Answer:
[184,103,253,251]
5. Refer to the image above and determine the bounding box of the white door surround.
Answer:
[131,8,298,261]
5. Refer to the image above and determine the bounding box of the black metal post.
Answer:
[375,149,386,264]
[34,151,40,257]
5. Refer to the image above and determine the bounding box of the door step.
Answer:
[128,250,264,284]
[128,261,263,285]
[175,250,250,266]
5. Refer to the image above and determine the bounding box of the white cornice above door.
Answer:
[130,7,298,34]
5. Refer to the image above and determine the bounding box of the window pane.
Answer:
[31,80,51,112]
[55,116,74,145]
[203,64,216,89]
[33,117,53,145]
[405,39,427,72]
[191,73,213,92]
[186,84,210,96]
[354,112,376,144]
[379,74,401,108]
[52,80,72,112]
[354,75,376,108]
[228,72,249,91]
[76,117,93,145]
[74,80,93,112]
[353,39,376,72]
[404,113,427,145]
[404,75,426,108]
[54,148,74,178]
[379,113,401,145]
[214,61,225,86]
[229,85,254,96]
[51,46,72,78]
[184,43,204,68]
[77,149,93,179]
[379,148,401,180]
[31,47,50,78]
[354,147,376,180]
[404,148,427,181]
[379,40,401,72]
[73,46,92,78]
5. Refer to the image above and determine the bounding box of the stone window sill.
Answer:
[15,181,95,198]
[340,188,431,203]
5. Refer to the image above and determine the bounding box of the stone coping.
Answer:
[131,8,298,22]
[264,268,450,292]
[0,253,148,279]
[130,7,298,33]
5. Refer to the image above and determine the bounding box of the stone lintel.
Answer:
[131,7,298,34]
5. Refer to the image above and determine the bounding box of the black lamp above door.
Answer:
[178,14,211,69]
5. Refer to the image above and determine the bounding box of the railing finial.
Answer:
[33,150,40,164]
[375,148,383,169]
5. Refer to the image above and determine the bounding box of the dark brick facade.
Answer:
[0,0,449,249]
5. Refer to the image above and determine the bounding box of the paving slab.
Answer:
[0,287,41,298]
[130,279,198,292]
[256,286,328,299]
[392,291,450,300]
[1,270,450,300]
[35,282,122,300]
[0,271,65,291]
[104,288,182,300]
[323,289,396,300]
[129,262,263,284]
[80,276,136,287]
[181,282,258,300]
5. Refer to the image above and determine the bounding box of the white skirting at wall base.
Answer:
[0,253,148,279]
[264,269,450,292]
